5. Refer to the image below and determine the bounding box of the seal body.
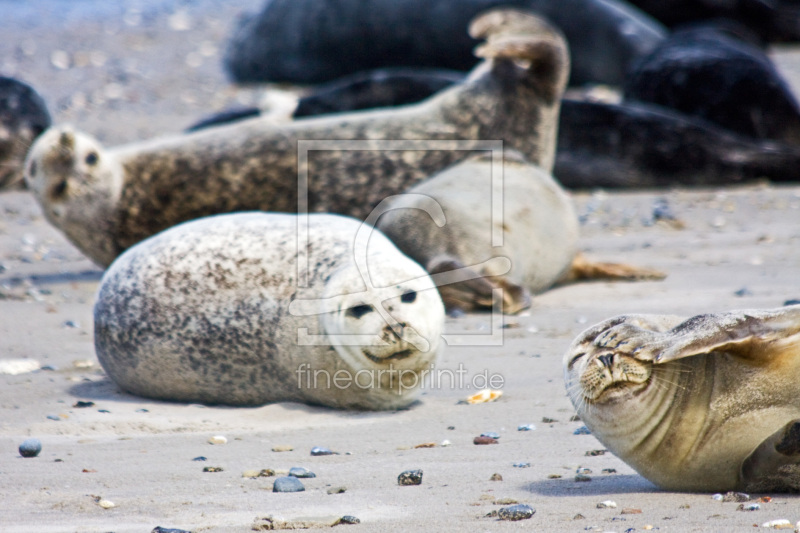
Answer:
[564,306,800,492]
[376,153,578,312]
[224,0,665,86]
[94,212,445,410]
[0,76,50,189]
[25,9,569,267]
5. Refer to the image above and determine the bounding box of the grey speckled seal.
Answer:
[0,76,50,190]
[564,305,800,492]
[94,212,444,410]
[25,9,569,267]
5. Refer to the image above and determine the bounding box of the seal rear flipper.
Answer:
[741,420,800,492]
[427,256,530,314]
[561,252,666,283]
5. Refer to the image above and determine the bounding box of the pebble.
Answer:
[19,438,42,458]
[243,469,275,478]
[597,500,617,509]
[202,466,223,473]
[192,456,207,461]
[542,417,557,423]
[98,499,115,509]
[517,424,536,431]
[273,476,305,493]
[466,389,503,404]
[723,491,750,502]
[327,486,347,494]
[761,519,791,528]
[152,528,192,533]
[576,467,592,475]
[783,299,800,306]
[288,467,316,478]
[50,50,70,69]
[414,442,436,448]
[512,462,531,468]
[573,426,591,435]
[272,444,293,452]
[601,468,617,474]
[474,436,498,445]
[497,504,535,521]
[480,432,500,439]
[585,449,606,456]
[440,439,451,447]
[207,435,227,445]
[397,469,423,486]
[490,473,503,481]
[63,320,80,328]
[574,474,591,482]
[73,401,94,408]
[310,446,335,456]
[339,516,360,524]
[739,503,761,511]
[547,474,562,479]
[711,493,724,501]
[734,287,753,297]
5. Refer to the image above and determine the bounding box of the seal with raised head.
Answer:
[376,152,664,313]
[94,212,445,410]
[25,9,569,267]
[564,305,800,492]
[0,76,51,190]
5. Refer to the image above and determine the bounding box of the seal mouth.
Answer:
[591,377,651,404]
[362,348,415,364]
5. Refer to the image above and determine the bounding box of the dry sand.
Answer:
[2,1,800,531]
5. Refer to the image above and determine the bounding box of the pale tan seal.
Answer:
[376,152,664,313]
[24,9,569,267]
[564,305,800,492]
[94,212,445,410]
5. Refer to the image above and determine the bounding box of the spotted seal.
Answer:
[0,76,50,189]
[564,305,800,492]
[94,212,444,410]
[25,9,568,267]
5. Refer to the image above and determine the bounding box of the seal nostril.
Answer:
[401,291,417,303]
[598,353,614,368]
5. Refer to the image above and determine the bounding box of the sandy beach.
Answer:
[2,1,800,531]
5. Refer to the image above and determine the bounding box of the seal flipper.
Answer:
[741,420,800,492]
[427,256,531,314]
[561,252,666,283]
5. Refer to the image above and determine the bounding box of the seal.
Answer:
[0,76,51,190]
[25,9,569,267]
[376,152,664,313]
[94,212,445,410]
[564,305,800,492]
[224,0,664,87]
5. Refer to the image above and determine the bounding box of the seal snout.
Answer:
[597,353,614,369]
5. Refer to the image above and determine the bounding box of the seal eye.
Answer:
[347,304,374,319]
[567,352,586,370]
[85,151,99,166]
[401,291,417,303]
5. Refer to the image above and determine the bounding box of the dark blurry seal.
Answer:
[624,26,800,144]
[376,152,664,313]
[94,212,444,410]
[224,0,664,86]
[0,76,51,189]
[564,305,800,492]
[25,9,569,267]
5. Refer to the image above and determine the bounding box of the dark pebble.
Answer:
[585,449,606,456]
[542,417,556,423]
[474,436,498,445]
[575,474,592,482]
[327,486,347,494]
[310,446,335,456]
[273,476,305,492]
[490,473,503,481]
[136,408,150,413]
[202,466,223,472]
[152,528,192,533]
[480,432,500,439]
[652,198,677,221]
[288,466,316,478]
[98,409,111,413]
[40,365,57,371]
[517,424,535,431]
[784,299,800,306]
[573,426,591,435]
[192,456,207,461]
[569,415,581,422]
[63,320,79,328]
[601,468,617,474]
[73,401,94,408]
[46,415,60,421]
[497,504,535,521]
[447,426,455,430]
[19,438,42,458]
[512,462,531,468]
[734,287,752,297]
[339,516,360,525]
[397,469,423,486]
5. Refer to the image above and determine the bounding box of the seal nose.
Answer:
[598,353,614,368]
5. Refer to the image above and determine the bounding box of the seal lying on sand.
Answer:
[94,212,444,410]
[376,153,663,313]
[564,305,800,492]
[224,0,664,86]
[0,76,50,190]
[25,9,569,267]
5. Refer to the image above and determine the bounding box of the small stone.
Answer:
[490,473,503,481]
[643,525,654,530]
[542,417,557,423]
[73,401,94,408]
[573,514,585,520]
[597,500,617,509]
[569,414,582,422]
[738,503,760,511]
[783,299,800,306]
[576,467,592,475]
[136,408,149,413]
[98,499,115,509]
[497,504,535,521]
[440,439,451,447]
[192,456,207,461]
[288,467,316,478]
[72,359,94,369]
[513,462,531,468]
[547,474,562,479]
[414,442,436,448]
[152,528,192,533]
[310,446,335,456]
[480,432,500,439]
[621,508,642,514]
[601,468,617,474]
[273,476,305,492]
[63,320,80,328]
[202,466,223,473]
[585,449,606,456]
[50,50,70,69]
[573,426,591,435]
[711,493,724,501]
[474,436,498,445]
[339,515,360,524]
[761,519,791,528]
[466,389,503,404]
[327,486,347,494]
[723,491,750,502]
[397,469,423,485]
[734,287,752,297]
[574,474,591,482]
[272,444,293,452]
[484,510,498,518]
[208,435,227,445]
[243,469,275,478]
[19,438,42,458]
[447,426,455,430]
[517,424,536,431]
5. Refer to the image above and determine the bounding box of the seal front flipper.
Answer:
[741,420,800,492]
[561,252,666,283]
[427,256,531,314]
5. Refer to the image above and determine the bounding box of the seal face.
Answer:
[25,9,571,267]
[93,212,444,410]
[564,307,800,492]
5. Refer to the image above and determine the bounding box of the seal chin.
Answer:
[361,348,417,364]
[590,379,650,404]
